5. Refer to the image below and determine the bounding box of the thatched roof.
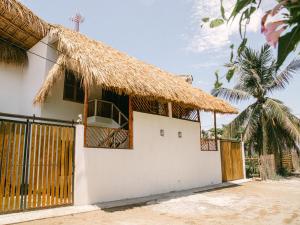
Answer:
[0,0,49,50]
[0,38,28,66]
[34,26,237,114]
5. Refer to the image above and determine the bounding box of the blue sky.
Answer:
[20,0,300,129]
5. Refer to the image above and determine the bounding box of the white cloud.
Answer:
[186,0,263,53]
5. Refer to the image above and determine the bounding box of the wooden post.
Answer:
[198,110,201,138]
[128,96,133,149]
[168,102,172,118]
[214,111,218,151]
[83,87,89,147]
[94,99,97,116]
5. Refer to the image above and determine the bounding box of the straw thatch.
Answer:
[0,38,28,66]
[34,26,237,114]
[0,0,49,50]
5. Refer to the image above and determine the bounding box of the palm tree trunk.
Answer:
[262,114,267,155]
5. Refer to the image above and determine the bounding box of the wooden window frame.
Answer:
[63,71,84,104]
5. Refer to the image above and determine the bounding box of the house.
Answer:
[0,0,239,213]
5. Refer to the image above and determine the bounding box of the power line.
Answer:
[0,36,63,68]
[0,34,101,76]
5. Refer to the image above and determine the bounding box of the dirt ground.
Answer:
[17,177,300,225]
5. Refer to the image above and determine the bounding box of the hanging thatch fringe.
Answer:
[0,38,28,66]
[34,26,237,114]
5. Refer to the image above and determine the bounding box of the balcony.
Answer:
[86,99,129,148]
[87,99,128,128]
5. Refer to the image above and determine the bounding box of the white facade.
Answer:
[74,112,222,205]
[0,36,226,207]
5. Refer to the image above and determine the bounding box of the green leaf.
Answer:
[230,44,235,62]
[220,0,227,20]
[226,68,235,82]
[229,0,253,21]
[210,19,224,28]
[245,6,256,19]
[214,70,223,89]
[277,26,300,69]
[238,38,248,56]
[202,17,210,23]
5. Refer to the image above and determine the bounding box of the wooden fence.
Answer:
[220,140,244,182]
[200,138,217,151]
[0,114,75,214]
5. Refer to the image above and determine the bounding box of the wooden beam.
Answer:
[214,111,218,151]
[128,96,133,149]
[83,87,88,147]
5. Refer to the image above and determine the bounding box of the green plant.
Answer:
[212,44,300,169]
[204,0,300,86]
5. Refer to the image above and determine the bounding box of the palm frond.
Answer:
[264,98,300,143]
[267,59,300,92]
[225,103,256,137]
[211,87,251,103]
[243,104,261,142]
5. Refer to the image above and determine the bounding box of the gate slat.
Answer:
[59,128,65,204]
[32,125,41,208]
[46,126,53,206]
[55,127,62,205]
[42,126,49,207]
[9,124,20,210]
[68,128,74,204]
[0,122,7,211]
[4,123,14,211]
[37,126,45,207]
[15,124,25,210]
[27,124,36,209]
[51,127,57,206]
[64,129,69,204]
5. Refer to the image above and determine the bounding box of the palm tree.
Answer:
[212,45,300,170]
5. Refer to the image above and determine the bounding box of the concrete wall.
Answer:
[74,112,222,205]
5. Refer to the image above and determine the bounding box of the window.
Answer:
[63,71,84,103]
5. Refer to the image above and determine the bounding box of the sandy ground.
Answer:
[17,177,300,225]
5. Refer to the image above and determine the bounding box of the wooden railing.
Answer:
[88,99,128,127]
[132,97,168,117]
[172,103,199,122]
[86,124,129,149]
[200,138,217,151]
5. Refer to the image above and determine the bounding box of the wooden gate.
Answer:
[0,116,75,214]
[220,140,244,182]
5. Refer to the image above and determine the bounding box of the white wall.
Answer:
[0,63,23,114]
[74,112,222,205]
[0,36,54,116]
[20,37,50,116]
